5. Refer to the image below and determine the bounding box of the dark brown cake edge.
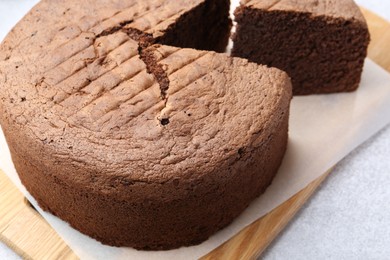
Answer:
[158,0,232,53]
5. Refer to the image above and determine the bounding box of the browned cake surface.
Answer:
[0,0,292,250]
[232,0,370,95]
[240,0,367,20]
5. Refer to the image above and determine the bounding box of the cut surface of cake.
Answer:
[0,0,292,250]
[232,0,370,95]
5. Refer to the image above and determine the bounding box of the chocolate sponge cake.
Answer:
[0,0,292,250]
[232,0,370,95]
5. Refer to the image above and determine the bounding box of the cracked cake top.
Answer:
[0,0,291,198]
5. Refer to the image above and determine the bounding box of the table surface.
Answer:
[1,1,389,259]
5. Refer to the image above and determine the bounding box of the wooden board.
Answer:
[1,8,389,260]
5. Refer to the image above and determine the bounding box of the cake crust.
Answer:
[240,0,367,22]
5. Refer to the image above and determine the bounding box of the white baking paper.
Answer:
[1,1,390,259]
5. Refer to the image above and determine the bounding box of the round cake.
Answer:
[0,0,292,250]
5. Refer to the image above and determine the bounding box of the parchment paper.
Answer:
[1,1,390,259]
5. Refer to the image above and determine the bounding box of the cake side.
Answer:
[232,0,370,95]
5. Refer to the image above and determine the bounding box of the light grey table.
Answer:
[0,1,389,259]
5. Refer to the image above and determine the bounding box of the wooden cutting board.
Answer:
[1,8,389,260]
